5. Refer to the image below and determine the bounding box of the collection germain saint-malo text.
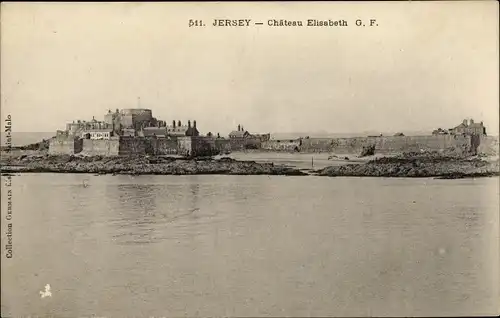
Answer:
[189,19,378,28]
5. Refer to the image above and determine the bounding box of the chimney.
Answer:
[193,120,197,128]
[463,119,468,126]
[238,124,241,131]
[481,121,484,125]
[178,120,181,127]
[470,119,474,125]
[241,126,244,132]
[173,120,176,128]
[188,120,191,128]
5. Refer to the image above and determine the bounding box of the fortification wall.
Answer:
[215,139,231,154]
[298,135,473,155]
[300,138,336,153]
[148,138,178,155]
[49,138,83,155]
[81,139,120,156]
[118,137,147,156]
[478,136,499,155]
[178,136,218,157]
[229,137,262,151]
[372,135,472,154]
[262,140,301,152]
[177,137,192,157]
[192,137,216,156]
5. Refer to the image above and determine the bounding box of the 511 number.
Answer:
[188,19,205,27]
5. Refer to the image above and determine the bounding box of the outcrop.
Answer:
[0,154,306,176]
[316,152,499,179]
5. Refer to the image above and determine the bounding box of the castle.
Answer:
[50,108,224,157]
[49,108,274,157]
[49,110,496,157]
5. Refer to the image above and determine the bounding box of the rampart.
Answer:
[229,136,262,151]
[215,139,231,154]
[48,136,83,155]
[81,138,120,156]
[478,136,500,156]
[300,135,479,155]
[117,137,147,155]
[262,140,301,152]
[49,133,498,158]
[178,136,218,157]
[147,138,178,155]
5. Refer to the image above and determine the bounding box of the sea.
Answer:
[0,132,56,147]
[1,173,499,317]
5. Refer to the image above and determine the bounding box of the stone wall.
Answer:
[301,138,338,153]
[229,137,262,151]
[148,138,178,155]
[262,140,301,152]
[478,136,499,156]
[178,136,218,157]
[192,137,216,157]
[298,135,475,155]
[81,138,120,156]
[49,137,83,155]
[177,137,192,157]
[374,135,472,154]
[215,139,231,154]
[118,137,147,155]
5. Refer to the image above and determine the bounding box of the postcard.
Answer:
[1,1,499,317]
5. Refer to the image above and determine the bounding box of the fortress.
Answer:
[49,108,231,157]
[50,112,499,157]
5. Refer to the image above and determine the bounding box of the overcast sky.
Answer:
[1,1,498,135]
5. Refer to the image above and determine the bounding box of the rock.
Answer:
[359,144,375,157]
[316,154,500,178]
[0,155,307,176]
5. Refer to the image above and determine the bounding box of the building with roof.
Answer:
[82,128,114,140]
[166,120,200,137]
[452,119,486,135]
[433,119,487,136]
[229,124,250,139]
[228,124,268,150]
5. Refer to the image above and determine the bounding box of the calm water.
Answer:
[1,174,499,317]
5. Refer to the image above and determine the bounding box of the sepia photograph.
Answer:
[1,1,499,317]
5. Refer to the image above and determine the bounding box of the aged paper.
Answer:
[1,1,499,317]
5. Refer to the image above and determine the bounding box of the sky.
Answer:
[1,1,499,136]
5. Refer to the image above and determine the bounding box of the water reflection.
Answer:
[5,174,496,317]
[103,177,218,245]
[106,183,163,245]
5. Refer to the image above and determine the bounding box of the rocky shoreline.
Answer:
[314,153,500,179]
[1,152,498,179]
[0,154,307,176]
